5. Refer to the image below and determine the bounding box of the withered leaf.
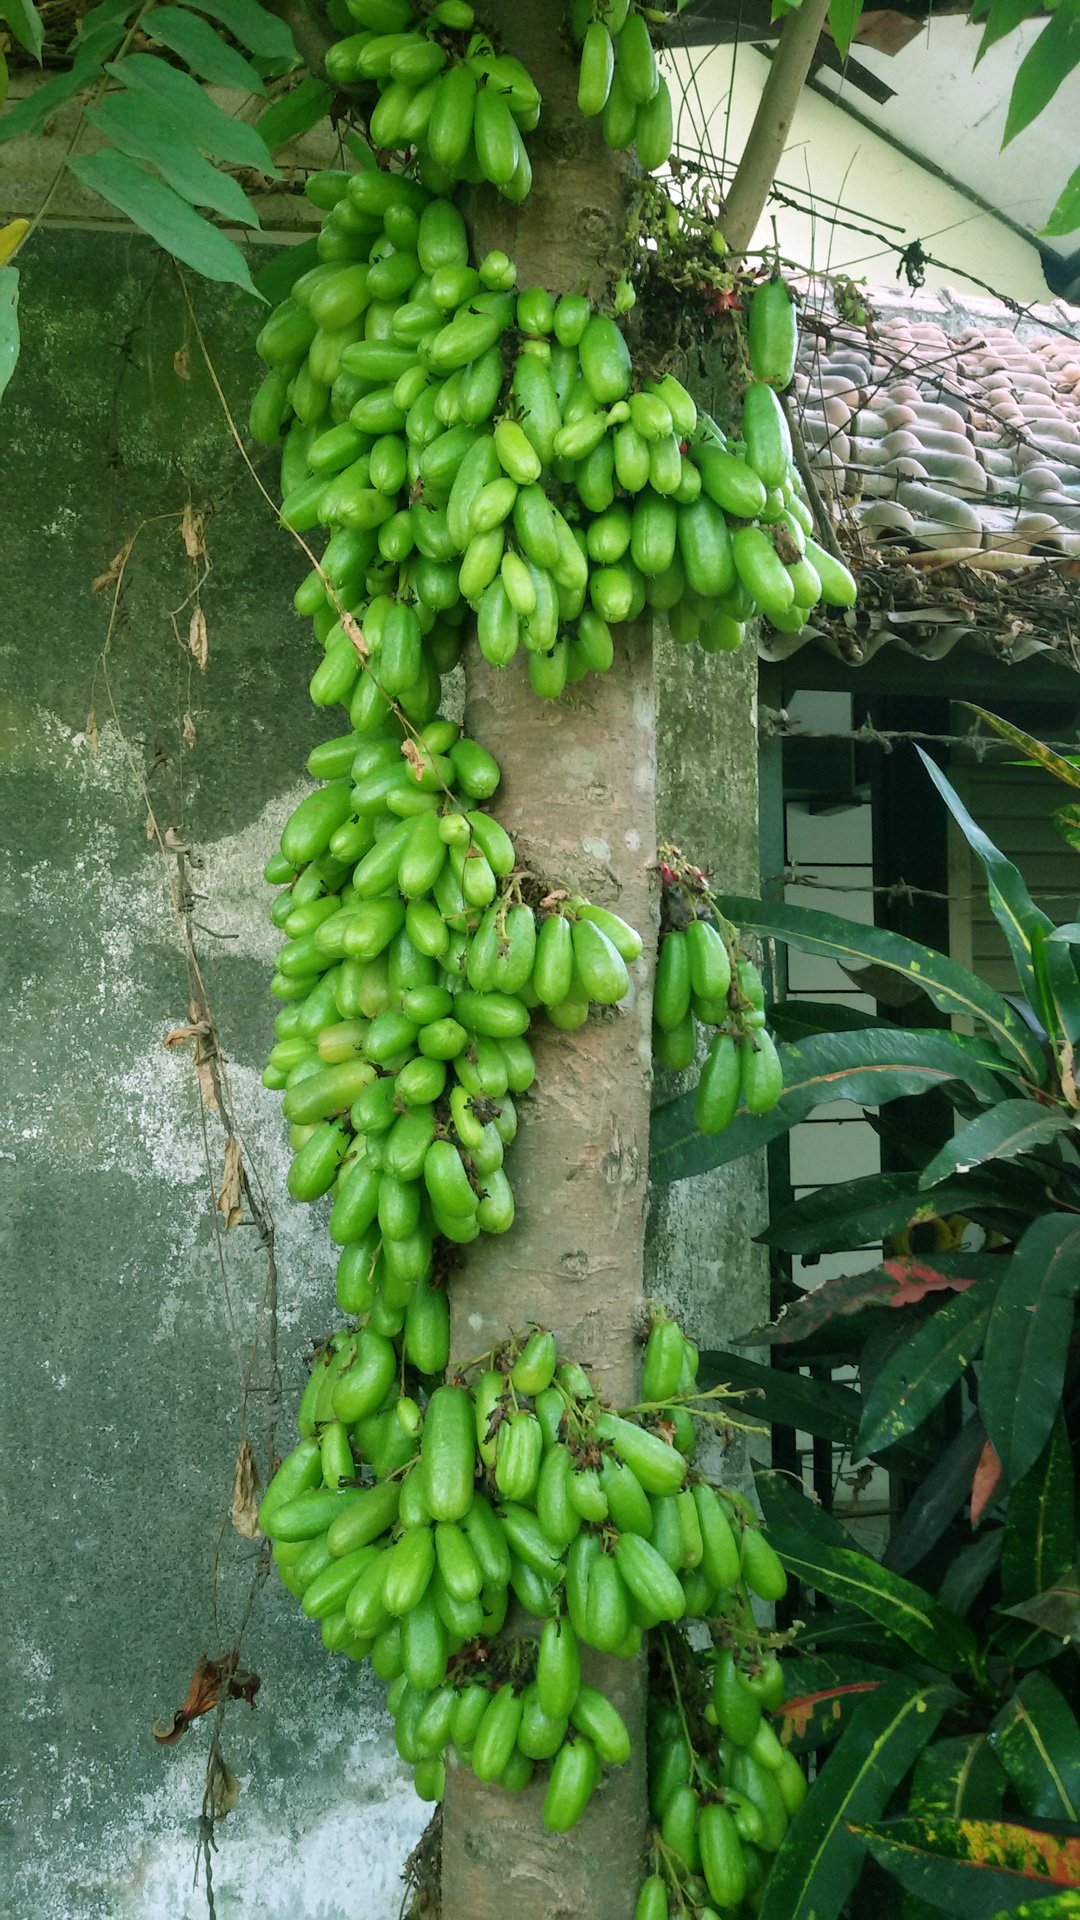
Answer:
[208,1751,241,1816]
[188,606,208,672]
[341,611,368,659]
[182,709,197,750]
[174,344,190,382]
[152,1654,261,1746]
[217,1136,244,1231]
[93,534,135,594]
[181,503,205,561]
[231,1437,261,1541]
[84,706,99,755]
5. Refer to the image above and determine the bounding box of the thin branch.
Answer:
[721,0,832,259]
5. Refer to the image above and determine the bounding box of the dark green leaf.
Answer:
[975,0,1042,59]
[990,1675,1080,1822]
[1003,1415,1075,1610]
[773,1651,892,1755]
[67,150,262,295]
[853,1815,1080,1915]
[917,750,1067,1034]
[0,263,18,400]
[980,1214,1080,1487]
[695,1351,863,1451]
[964,708,1080,794]
[739,1254,1004,1347]
[1001,1564,1080,1647]
[765,1526,978,1669]
[651,1026,1010,1186]
[939,1530,1003,1616]
[0,0,43,61]
[107,54,279,173]
[799,1607,911,1662]
[85,94,261,227]
[0,67,94,144]
[857,1280,1000,1455]
[988,1896,1080,1919]
[919,1101,1073,1191]
[828,0,864,57]
[256,74,332,147]
[909,1734,1008,1822]
[1003,0,1080,145]
[756,1469,857,1548]
[758,1676,958,1920]
[1051,808,1080,855]
[717,894,1044,1082]
[252,234,319,303]
[186,0,298,61]
[142,7,265,93]
[885,1417,990,1578]
[759,1171,1030,1256]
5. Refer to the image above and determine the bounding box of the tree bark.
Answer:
[441,8,658,1912]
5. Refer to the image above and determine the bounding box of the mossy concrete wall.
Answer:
[1,224,766,1918]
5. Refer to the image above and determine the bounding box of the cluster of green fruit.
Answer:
[249,174,856,710]
[652,850,783,1135]
[324,0,541,200]
[571,0,674,172]
[635,1633,807,1919]
[259,1312,794,1831]
[263,706,643,1301]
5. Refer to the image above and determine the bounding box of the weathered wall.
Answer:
[0,224,767,1918]
[0,228,426,1919]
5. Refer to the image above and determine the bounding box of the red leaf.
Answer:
[774,1680,881,1741]
[882,1256,983,1308]
[152,1653,260,1745]
[971,1438,1003,1526]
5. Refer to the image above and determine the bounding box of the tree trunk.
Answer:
[441,9,658,1912]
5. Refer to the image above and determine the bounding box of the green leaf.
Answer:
[988,1897,1080,1919]
[909,1734,1008,1823]
[1042,166,1080,237]
[964,708,1080,793]
[765,1526,978,1669]
[85,94,262,227]
[975,0,1042,60]
[1052,809,1080,855]
[1002,1415,1075,1610]
[256,74,332,147]
[0,263,19,399]
[939,1530,1003,1616]
[799,1607,909,1663]
[768,998,890,1041]
[106,54,279,174]
[1047,922,1080,945]
[142,7,266,93]
[857,1280,1001,1456]
[0,0,43,61]
[650,1026,1010,1185]
[718,894,1044,1082]
[758,1676,958,1920]
[885,1417,990,1579]
[185,0,299,61]
[917,749,1070,1038]
[1000,1563,1080,1647]
[1003,0,1080,145]
[980,1213,1080,1487]
[756,1469,856,1548]
[828,0,864,56]
[252,233,319,304]
[919,1101,1074,1190]
[854,1816,1080,1916]
[696,1352,864,1452]
[773,1651,892,1754]
[759,1170,1033,1256]
[67,150,263,295]
[990,1675,1080,1822]
[0,67,94,144]
[740,1254,1003,1348]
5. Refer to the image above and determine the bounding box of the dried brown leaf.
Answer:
[341,611,368,659]
[181,503,205,561]
[173,344,190,382]
[152,1654,260,1746]
[84,706,99,755]
[188,606,208,672]
[217,1136,244,1230]
[231,1438,261,1540]
[93,535,135,594]
[182,709,197,750]
[163,1019,210,1050]
[208,1752,241,1816]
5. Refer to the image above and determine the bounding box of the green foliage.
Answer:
[675,739,1080,1917]
[0,0,293,294]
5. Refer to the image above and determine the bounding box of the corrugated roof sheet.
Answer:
[765,281,1080,671]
